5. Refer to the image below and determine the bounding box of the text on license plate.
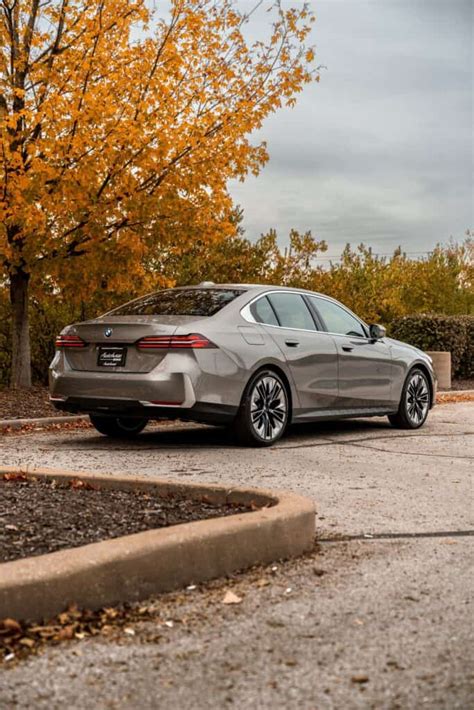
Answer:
[97,346,127,368]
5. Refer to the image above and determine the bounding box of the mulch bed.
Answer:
[0,385,70,420]
[0,474,250,563]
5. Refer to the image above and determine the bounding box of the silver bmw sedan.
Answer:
[49,283,436,446]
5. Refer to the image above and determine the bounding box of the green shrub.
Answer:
[389,315,473,378]
[458,316,474,378]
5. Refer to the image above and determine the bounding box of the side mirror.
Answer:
[369,323,386,340]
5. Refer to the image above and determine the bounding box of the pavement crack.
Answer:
[338,441,473,461]
[318,530,474,543]
[279,431,473,452]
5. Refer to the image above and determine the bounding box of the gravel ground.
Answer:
[0,476,249,562]
[0,401,473,709]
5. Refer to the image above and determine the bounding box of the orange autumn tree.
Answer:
[0,0,317,387]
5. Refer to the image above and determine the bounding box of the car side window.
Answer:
[309,297,366,337]
[250,296,279,326]
[267,293,317,331]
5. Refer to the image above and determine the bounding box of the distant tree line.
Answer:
[0,229,472,386]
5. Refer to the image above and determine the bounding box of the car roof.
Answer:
[173,283,326,297]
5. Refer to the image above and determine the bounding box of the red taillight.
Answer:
[55,334,87,349]
[137,334,216,350]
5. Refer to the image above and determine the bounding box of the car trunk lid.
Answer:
[62,315,204,373]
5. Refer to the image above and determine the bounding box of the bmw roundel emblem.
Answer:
[104,328,113,338]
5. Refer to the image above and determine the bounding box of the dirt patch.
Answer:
[0,386,68,420]
[451,378,474,391]
[0,474,250,563]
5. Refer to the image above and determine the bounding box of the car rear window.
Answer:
[108,289,245,317]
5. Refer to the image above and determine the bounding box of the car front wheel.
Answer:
[233,370,289,447]
[89,415,148,438]
[388,368,430,429]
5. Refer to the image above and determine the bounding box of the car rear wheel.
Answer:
[388,368,430,429]
[89,415,148,438]
[233,370,289,447]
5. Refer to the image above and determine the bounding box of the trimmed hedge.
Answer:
[389,315,473,378]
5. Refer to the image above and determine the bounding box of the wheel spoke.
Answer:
[264,413,272,439]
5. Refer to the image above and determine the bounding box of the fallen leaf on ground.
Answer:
[70,478,96,491]
[266,619,285,628]
[19,638,35,648]
[2,472,28,482]
[351,674,369,684]
[0,618,22,634]
[222,591,242,605]
[57,626,75,641]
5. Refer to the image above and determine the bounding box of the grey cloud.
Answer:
[229,0,473,256]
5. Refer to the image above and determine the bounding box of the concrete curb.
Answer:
[0,415,88,431]
[0,467,316,622]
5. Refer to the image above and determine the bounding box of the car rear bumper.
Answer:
[49,365,193,405]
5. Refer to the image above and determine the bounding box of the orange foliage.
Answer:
[0,0,317,385]
[0,0,316,296]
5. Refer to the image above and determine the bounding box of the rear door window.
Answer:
[267,293,317,331]
[108,289,244,317]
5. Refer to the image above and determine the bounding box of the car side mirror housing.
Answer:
[369,323,386,340]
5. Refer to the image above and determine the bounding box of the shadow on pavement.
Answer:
[59,416,393,451]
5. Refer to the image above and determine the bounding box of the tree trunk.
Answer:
[9,269,32,389]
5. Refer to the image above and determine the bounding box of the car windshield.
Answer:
[108,288,244,317]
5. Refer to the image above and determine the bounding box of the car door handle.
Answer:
[342,346,353,352]
[285,339,300,347]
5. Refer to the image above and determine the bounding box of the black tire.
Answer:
[233,369,290,447]
[89,415,148,438]
[388,368,430,430]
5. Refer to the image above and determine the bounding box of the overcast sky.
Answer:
[229,0,473,260]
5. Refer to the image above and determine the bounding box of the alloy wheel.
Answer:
[250,375,288,442]
[405,372,429,425]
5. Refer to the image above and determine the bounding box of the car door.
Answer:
[249,292,339,413]
[307,295,392,409]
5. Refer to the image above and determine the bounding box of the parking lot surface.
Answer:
[1,402,473,709]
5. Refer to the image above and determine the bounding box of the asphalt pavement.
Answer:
[0,402,472,709]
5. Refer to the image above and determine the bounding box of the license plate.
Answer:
[97,346,127,368]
